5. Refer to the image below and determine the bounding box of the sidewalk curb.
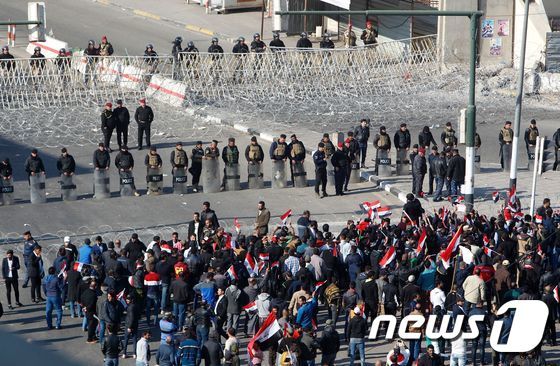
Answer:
[92,0,238,43]
[360,171,409,203]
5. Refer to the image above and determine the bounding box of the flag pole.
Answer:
[450,255,459,290]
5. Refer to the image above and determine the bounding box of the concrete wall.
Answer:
[478,0,514,67]
[437,0,477,64]
[514,0,551,70]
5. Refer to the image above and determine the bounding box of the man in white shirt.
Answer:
[339,234,352,262]
[429,280,446,310]
[136,330,152,365]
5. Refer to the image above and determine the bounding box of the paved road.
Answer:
[0,0,211,54]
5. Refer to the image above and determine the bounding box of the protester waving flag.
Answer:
[248,311,282,359]
[416,228,427,254]
[379,246,396,268]
[280,209,292,225]
[441,225,463,269]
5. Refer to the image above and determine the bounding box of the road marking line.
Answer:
[133,9,161,21]
[96,0,110,5]
[185,24,215,37]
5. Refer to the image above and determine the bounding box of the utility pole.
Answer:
[509,0,531,189]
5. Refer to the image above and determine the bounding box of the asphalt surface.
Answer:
[0,0,212,54]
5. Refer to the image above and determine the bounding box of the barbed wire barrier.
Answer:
[1,35,558,148]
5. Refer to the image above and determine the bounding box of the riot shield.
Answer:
[147,167,163,195]
[60,174,77,201]
[474,148,481,174]
[502,144,512,172]
[350,160,361,183]
[201,159,220,193]
[528,145,536,171]
[396,149,409,176]
[1,177,14,205]
[119,171,135,196]
[224,164,241,191]
[292,161,307,188]
[93,169,110,199]
[247,162,264,189]
[377,149,392,177]
[173,167,188,194]
[271,160,287,189]
[326,159,335,186]
[29,174,47,204]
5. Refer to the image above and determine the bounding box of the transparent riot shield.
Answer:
[247,162,264,189]
[224,164,241,191]
[60,174,77,201]
[119,171,135,196]
[201,159,220,193]
[292,161,308,188]
[396,149,409,176]
[29,174,47,204]
[93,169,110,199]
[173,167,188,194]
[502,144,512,172]
[350,160,361,183]
[326,159,335,186]
[271,160,287,189]
[1,177,14,205]
[474,148,481,174]
[528,145,536,171]
[377,149,392,177]
[147,167,163,195]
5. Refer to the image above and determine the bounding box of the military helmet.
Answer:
[272,32,279,39]
[187,41,194,48]
[238,36,245,42]
[59,48,66,54]
[175,36,183,43]
[34,46,41,52]
[253,33,260,39]
[300,32,308,38]
[1,45,8,51]
[211,37,218,43]
[146,43,154,49]
[88,40,95,45]
[323,32,330,38]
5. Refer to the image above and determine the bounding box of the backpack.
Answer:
[324,284,342,304]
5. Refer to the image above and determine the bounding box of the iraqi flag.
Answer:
[361,200,381,212]
[357,221,369,232]
[259,253,270,262]
[280,209,292,225]
[534,214,543,224]
[482,234,491,246]
[226,265,238,281]
[243,301,258,312]
[377,206,392,218]
[314,281,326,292]
[257,261,266,275]
[270,261,279,269]
[441,225,463,269]
[245,253,256,275]
[248,311,282,359]
[492,191,500,203]
[507,186,517,211]
[73,262,86,272]
[225,233,237,250]
[234,217,241,234]
[416,228,427,255]
[379,246,396,269]
[554,286,560,303]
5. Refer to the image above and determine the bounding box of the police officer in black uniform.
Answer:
[269,32,285,50]
[313,142,328,198]
[115,146,140,196]
[93,143,110,171]
[221,137,239,191]
[24,149,45,185]
[251,33,266,77]
[189,141,204,193]
[331,143,349,196]
[440,122,457,150]
[232,37,249,83]
[269,134,288,162]
[113,99,130,150]
[171,36,183,61]
[101,101,116,152]
[144,146,163,194]
[245,136,264,165]
[56,148,76,177]
[296,32,313,48]
[320,134,335,159]
[29,46,46,75]
[320,33,335,49]
[373,126,392,175]
[344,132,360,191]
[0,45,15,71]
[134,98,154,150]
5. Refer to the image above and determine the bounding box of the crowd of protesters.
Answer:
[2,192,560,366]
